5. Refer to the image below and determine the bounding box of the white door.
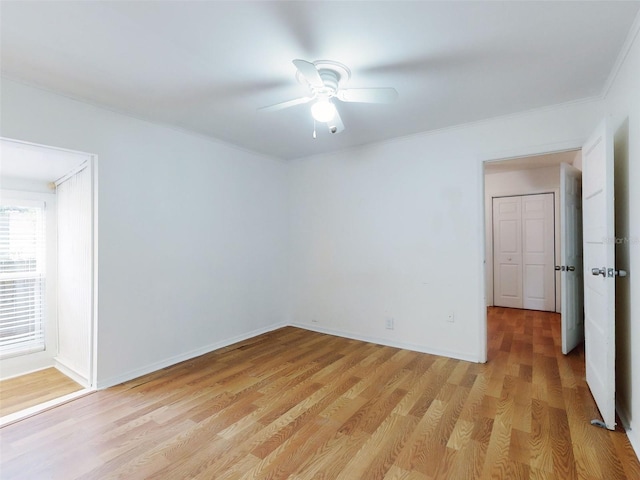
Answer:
[493,194,555,311]
[583,119,616,430]
[493,197,523,308]
[560,162,584,354]
[522,194,555,311]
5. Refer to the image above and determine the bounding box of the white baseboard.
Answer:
[627,426,640,463]
[617,400,631,430]
[96,322,287,389]
[55,358,89,388]
[617,401,640,462]
[290,322,481,363]
[96,320,478,390]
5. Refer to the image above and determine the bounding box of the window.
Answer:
[0,201,46,358]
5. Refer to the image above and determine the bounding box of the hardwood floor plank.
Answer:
[480,407,513,478]
[359,414,421,480]
[289,424,370,479]
[432,446,459,480]
[549,405,578,479]
[446,418,474,450]
[509,428,531,466]
[383,465,432,480]
[611,427,640,480]
[530,398,554,473]
[1,308,639,479]
[394,400,448,475]
[250,377,359,459]
[0,367,83,417]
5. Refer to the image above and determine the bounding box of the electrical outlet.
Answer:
[447,311,455,323]
[386,317,394,330]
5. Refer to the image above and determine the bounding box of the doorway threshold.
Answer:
[0,388,95,428]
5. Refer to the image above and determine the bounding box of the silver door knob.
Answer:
[567,266,575,272]
[592,267,606,277]
[555,266,561,271]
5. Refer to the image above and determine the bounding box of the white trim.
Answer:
[617,400,640,462]
[617,400,631,430]
[54,160,88,187]
[290,322,482,364]
[0,388,93,428]
[96,321,287,389]
[54,358,89,388]
[626,427,640,463]
[602,11,640,99]
[477,158,488,363]
[481,140,585,166]
[90,155,99,390]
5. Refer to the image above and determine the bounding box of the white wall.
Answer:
[288,99,603,362]
[0,79,290,388]
[484,165,562,311]
[604,21,640,457]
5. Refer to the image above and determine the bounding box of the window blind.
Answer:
[0,202,46,358]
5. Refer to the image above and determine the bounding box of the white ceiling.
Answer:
[1,1,638,160]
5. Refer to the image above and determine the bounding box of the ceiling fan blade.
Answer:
[258,96,313,113]
[337,88,398,104]
[328,108,345,134]
[292,59,324,89]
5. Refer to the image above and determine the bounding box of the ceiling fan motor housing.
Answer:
[318,70,339,95]
[296,60,351,98]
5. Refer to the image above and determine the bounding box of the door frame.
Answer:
[560,162,584,355]
[478,140,584,363]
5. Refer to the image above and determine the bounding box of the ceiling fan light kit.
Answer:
[259,59,398,136]
[310,98,336,122]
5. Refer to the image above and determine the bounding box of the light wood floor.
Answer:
[0,307,638,479]
[0,367,83,417]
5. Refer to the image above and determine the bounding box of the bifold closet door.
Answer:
[493,194,555,311]
[493,196,523,308]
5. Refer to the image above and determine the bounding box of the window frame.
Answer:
[0,191,57,363]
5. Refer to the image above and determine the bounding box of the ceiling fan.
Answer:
[258,59,398,135]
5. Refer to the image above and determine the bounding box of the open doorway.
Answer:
[0,138,98,424]
[483,149,584,356]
